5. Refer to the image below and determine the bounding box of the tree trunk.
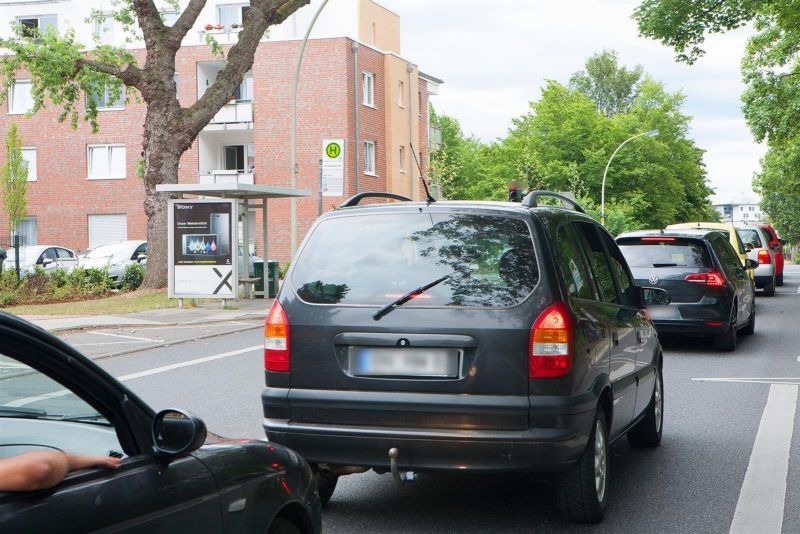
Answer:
[141,102,185,289]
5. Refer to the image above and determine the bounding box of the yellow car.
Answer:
[665,222,753,279]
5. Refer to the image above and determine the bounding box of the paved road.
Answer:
[82,265,800,533]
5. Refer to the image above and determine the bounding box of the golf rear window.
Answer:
[291,212,538,307]
[617,238,710,268]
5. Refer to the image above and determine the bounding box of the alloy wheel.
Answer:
[594,419,607,502]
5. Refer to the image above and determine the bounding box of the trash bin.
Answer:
[253,260,264,293]
[267,260,279,298]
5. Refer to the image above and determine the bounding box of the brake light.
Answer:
[640,237,676,242]
[529,301,573,379]
[758,249,770,264]
[684,271,726,287]
[265,300,290,372]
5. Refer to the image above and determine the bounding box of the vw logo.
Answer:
[648,274,659,285]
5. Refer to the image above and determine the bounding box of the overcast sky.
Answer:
[379,0,766,203]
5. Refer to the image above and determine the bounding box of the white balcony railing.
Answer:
[199,170,255,185]
[210,101,253,124]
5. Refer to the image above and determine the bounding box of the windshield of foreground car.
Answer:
[291,212,539,307]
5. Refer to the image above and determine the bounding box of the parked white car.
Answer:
[1,245,79,275]
[80,240,147,284]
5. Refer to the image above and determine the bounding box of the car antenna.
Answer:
[409,143,436,205]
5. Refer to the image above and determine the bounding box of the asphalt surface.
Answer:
[77,265,800,533]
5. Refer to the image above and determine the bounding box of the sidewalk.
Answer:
[19,298,273,333]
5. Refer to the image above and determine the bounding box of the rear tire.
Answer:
[776,274,783,287]
[315,471,339,507]
[627,365,663,447]
[763,278,775,297]
[557,406,609,523]
[714,308,737,351]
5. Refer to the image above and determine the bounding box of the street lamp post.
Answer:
[290,0,329,256]
[600,129,658,226]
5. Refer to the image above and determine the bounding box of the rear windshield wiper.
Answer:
[0,406,48,418]
[652,263,679,267]
[373,275,450,321]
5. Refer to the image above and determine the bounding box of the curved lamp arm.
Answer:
[600,129,658,226]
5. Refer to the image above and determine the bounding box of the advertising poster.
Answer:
[168,199,237,298]
[321,139,344,196]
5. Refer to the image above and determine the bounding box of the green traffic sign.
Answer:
[326,142,341,159]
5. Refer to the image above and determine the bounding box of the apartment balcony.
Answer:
[204,101,253,131]
[199,170,255,185]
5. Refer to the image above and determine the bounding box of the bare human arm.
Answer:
[0,451,121,492]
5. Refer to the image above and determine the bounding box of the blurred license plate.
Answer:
[349,347,459,378]
[648,305,681,320]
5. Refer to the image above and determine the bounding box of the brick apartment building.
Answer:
[0,0,441,263]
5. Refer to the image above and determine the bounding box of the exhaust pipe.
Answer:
[388,448,416,486]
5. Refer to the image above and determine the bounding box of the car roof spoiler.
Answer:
[522,190,585,213]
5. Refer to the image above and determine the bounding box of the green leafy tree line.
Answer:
[430,50,718,233]
[634,0,800,249]
[1,123,28,238]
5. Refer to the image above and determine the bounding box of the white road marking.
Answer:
[730,384,798,534]
[797,284,800,294]
[693,377,800,385]
[89,331,164,343]
[71,341,149,347]
[3,345,262,407]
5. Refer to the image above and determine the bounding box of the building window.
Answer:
[88,144,126,179]
[17,217,37,245]
[233,75,253,101]
[399,145,405,173]
[21,148,37,182]
[89,84,125,110]
[398,80,404,107]
[17,15,57,38]
[362,72,374,107]
[222,144,255,172]
[364,140,376,175]
[218,4,250,27]
[92,13,114,42]
[9,81,33,114]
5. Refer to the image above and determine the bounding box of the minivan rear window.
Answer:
[617,238,710,268]
[291,213,538,307]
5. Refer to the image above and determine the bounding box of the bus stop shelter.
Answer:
[156,183,310,299]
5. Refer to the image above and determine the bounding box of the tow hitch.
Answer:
[388,447,416,486]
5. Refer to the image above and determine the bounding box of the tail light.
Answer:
[529,301,573,379]
[757,249,770,264]
[684,271,726,287]
[265,300,290,372]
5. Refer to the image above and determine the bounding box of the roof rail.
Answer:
[338,192,413,208]
[521,190,585,213]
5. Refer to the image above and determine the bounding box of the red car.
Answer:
[758,224,785,286]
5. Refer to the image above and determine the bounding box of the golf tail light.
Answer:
[684,271,726,287]
[265,300,290,372]
[529,301,573,379]
[757,249,770,264]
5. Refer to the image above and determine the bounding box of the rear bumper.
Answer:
[262,387,597,473]
[652,319,730,336]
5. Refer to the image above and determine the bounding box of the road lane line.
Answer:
[729,384,798,534]
[115,345,261,381]
[693,377,800,385]
[72,341,149,347]
[89,331,164,343]
[3,345,262,407]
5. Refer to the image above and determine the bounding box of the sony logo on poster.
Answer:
[177,205,193,210]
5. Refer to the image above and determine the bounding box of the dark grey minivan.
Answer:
[262,192,668,523]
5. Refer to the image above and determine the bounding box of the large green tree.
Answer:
[0,0,308,288]
[569,49,644,117]
[1,122,29,237]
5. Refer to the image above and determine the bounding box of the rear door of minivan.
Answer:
[277,206,553,433]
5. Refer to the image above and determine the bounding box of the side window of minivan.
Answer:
[573,222,619,304]
[553,222,595,300]
[597,230,639,308]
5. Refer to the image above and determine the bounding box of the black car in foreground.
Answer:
[262,191,669,523]
[0,312,321,534]
[616,229,756,351]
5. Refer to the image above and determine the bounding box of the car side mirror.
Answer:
[641,286,671,306]
[137,253,147,262]
[152,409,206,459]
[780,238,786,246]
[41,258,54,266]
[744,244,753,252]
[771,243,782,252]
[746,259,759,270]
